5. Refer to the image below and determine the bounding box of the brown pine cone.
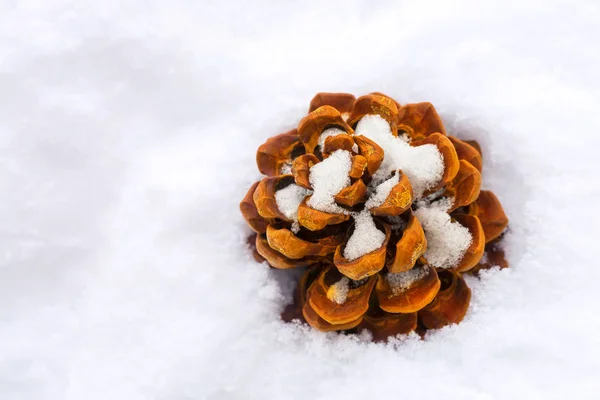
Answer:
[240,92,509,340]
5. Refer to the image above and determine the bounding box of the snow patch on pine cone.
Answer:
[275,183,311,233]
[415,198,473,269]
[355,114,444,199]
[307,149,352,214]
[343,210,386,261]
[387,267,429,295]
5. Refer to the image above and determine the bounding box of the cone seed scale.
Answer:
[241,92,509,341]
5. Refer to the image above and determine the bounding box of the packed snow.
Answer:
[343,210,387,261]
[414,198,473,269]
[355,114,444,198]
[306,149,352,214]
[2,1,600,399]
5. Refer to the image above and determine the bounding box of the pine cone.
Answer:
[241,93,508,340]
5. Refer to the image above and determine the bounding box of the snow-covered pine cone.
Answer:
[240,92,508,340]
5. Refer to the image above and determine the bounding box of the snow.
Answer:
[275,183,311,231]
[306,149,352,214]
[326,277,350,304]
[343,210,386,261]
[355,114,444,198]
[414,198,473,269]
[365,172,400,209]
[280,162,293,175]
[387,267,429,295]
[2,1,600,399]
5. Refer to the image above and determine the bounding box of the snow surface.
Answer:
[2,1,600,399]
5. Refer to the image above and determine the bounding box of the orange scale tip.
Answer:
[467,190,509,243]
[334,223,392,280]
[334,179,367,207]
[302,301,363,332]
[349,155,368,179]
[308,92,356,115]
[376,264,441,314]
[255,233,319,270]
[397,102,447,140]
[353,135,384,176]
[418,268,471,329]
[240,181,271,234]
[266,224,343,260]
[368,92,402,111]
[370,171,414,217]
[291,154,319,190]
[411,133,459,192]
[387,211,427,273]
[297,196,350,231]
[445,160,482,212]
[298,106,353,154]
[322,134,355,157]
[348,94,400,134]
[358,305,417,342]
[453,214,486,272]
[306,265,376,325]
[246,233,267,263]
[256,129,305,177]
[448,136,483,173]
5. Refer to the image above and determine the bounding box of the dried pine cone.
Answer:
[240,92,508,340]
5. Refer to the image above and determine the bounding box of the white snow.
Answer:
[414,198,473,269]
[387,267,429,295]
[306,149,352,214]
[2,2,600,400]
[275,183,311,230]
[326,277,350,304]
[280,162,292,175]
[355,114,444,198]
[365,172,400,209]
[343,210,386,261]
